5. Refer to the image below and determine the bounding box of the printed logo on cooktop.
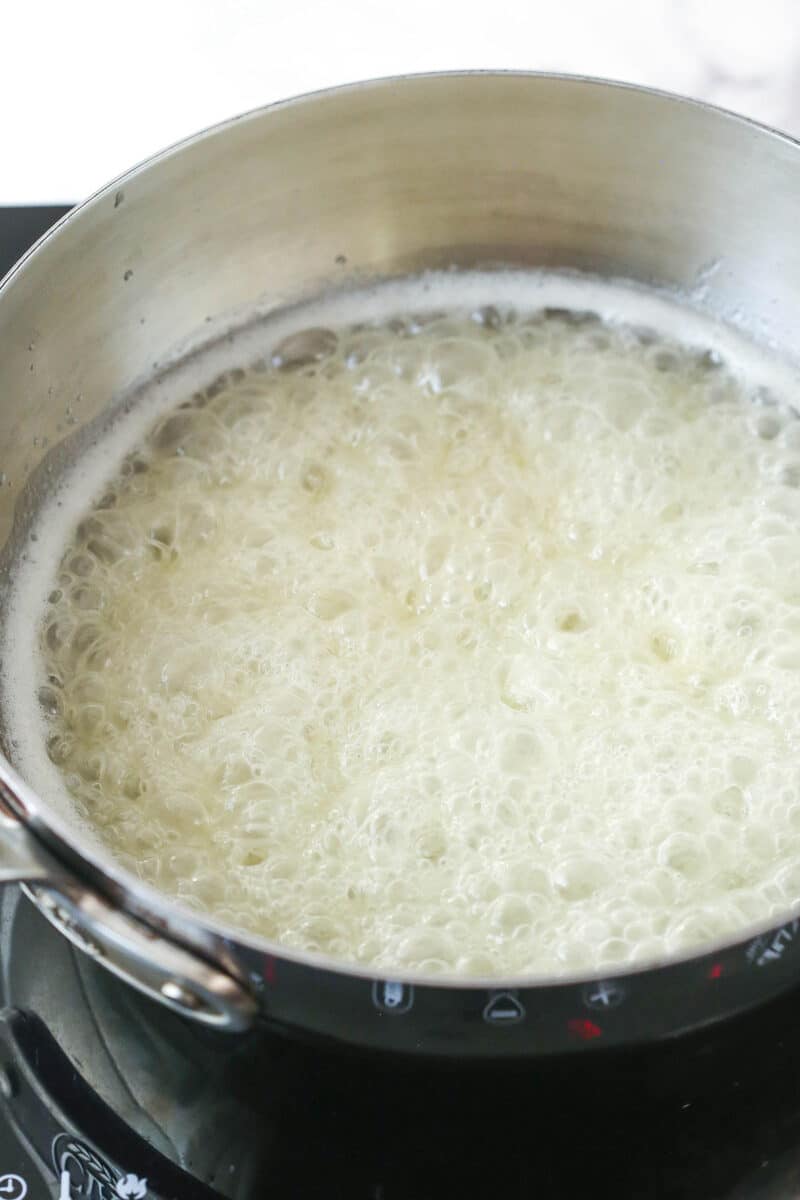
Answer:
[51,1134,148,1200]
[747,920,800,968]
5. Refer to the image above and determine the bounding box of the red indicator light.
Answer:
[567,1018,602,1041]
[708,962,724,980]
[263,956,277,984]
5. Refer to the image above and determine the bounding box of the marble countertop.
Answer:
[2,0,800,202]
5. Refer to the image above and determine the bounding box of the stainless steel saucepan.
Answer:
[2,73,800,1057]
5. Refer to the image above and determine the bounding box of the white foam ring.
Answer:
[5,270,800,977]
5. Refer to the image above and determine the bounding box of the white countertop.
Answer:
[3,0,800,203]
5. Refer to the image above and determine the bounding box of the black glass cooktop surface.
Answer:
[4,207,800,1200]
[0,207,71,279]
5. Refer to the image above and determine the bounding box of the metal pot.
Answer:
[2,73,800,1057]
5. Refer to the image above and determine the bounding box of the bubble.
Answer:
[554,858,611,902]
[557,610,588,633]
[756,414,782,440]
[150,412,195,453]
[659,834,709,880]
[712,786,747,820]
[489,894,533,932]
[46,732,73,765]
[422,535,449,579]
[300,463,327,495]
[44,620,69,652]
[37,686,61,717]
[653,350,680,373]
[307,590,355,620]
[471,305,502,330]
[271,327,337,369]
[650,632,679,662]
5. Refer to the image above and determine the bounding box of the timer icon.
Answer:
[0,1175,27,1200]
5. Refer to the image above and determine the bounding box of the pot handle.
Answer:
[0,792,257,1032]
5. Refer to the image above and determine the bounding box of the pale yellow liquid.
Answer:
[20,291,800,976]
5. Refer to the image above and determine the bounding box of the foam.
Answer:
[5,270,800,977]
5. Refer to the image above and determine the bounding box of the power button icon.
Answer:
[372,980,414,1014]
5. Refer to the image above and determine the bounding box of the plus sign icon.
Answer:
[582,980,626,1011]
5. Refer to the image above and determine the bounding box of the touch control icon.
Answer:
[372,980,414,1014]
[483,990,525,1024]
[583,980,626,1010]
[0,1175,27,1200]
